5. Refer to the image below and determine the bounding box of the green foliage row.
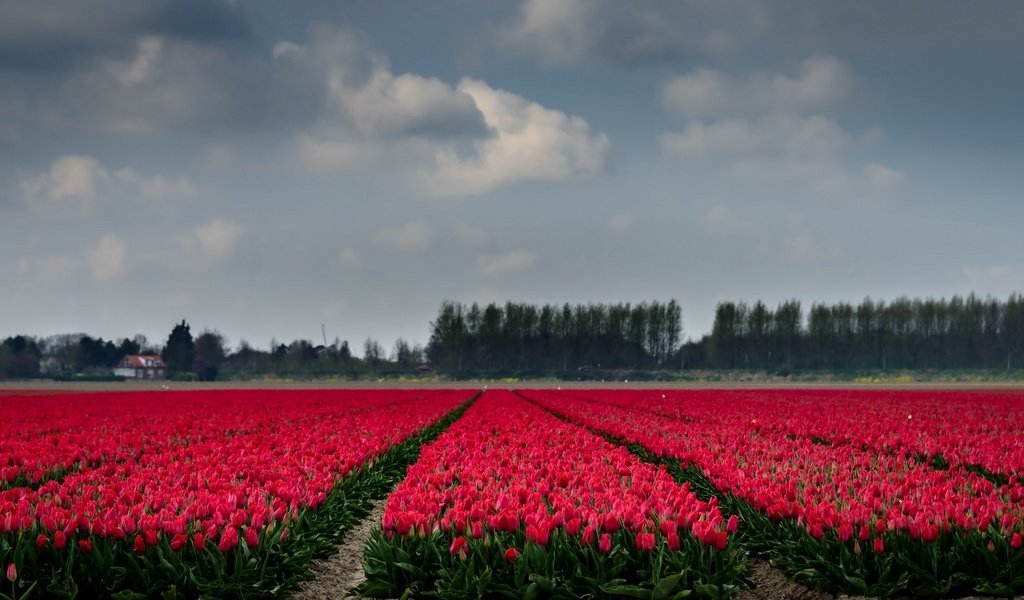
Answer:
[358,524,748,600]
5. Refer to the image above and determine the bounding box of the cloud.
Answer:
[0,0,249,72]
[19,155,108,216]
[429,78,609,196]
[477,251,538,277]
[661,56,855,119]
[326,63,487,141]
[862,163,907,188]
[182,218,243,263]
[18,155,197,218]
[287,27,609,196]
[660,114,869,159]
[105,36,162,86]
[373,222,434,252]
[87,234,127,281]
[500,0,758,67]
[658,57,896,195]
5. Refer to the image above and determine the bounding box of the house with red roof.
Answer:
[113,355,166,379]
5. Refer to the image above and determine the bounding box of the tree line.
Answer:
[426,300,682,375]
[2,293,1023,380]
[690,294,1024,371]
[0,322,421,381]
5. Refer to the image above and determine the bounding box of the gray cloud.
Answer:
[0,0,250,73]
[500,0,771,67]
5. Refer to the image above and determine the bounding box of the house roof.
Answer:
[120,354,166,368]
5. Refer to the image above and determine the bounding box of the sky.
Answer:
[2,1,1023,353]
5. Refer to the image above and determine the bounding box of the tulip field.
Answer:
[0,389,474,599]
[1,387,1023,599]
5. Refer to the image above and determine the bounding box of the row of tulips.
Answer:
[521,389,1024,596]
[359,390,748,599]
[0,389,475,599]
[577,389,1024,477]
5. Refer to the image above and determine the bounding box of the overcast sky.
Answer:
[2,1,1022,352]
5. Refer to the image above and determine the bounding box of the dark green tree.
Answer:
[162,320,195,377]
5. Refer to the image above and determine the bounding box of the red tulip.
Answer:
[598,533,612,553]
[504,547,520,563]
[218,526,238,552]
[666,531,680,551]
[635,532,655,552]
[36,533,48,549]
[449,536,468,556]
[872,537,884,553]
[5,563,15,583]
[192,532,206,550]
[78,538,92,553]
[134,534,146,555]
[245,527,259,549]
[170,534,188,552]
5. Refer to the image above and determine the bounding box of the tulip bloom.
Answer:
[5,563,15,583]
[635,532,655,552]
[449,536,468,557]
[504,547,520,564]
[599,533,612,553]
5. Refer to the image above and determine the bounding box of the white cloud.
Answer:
[183,219,243,263]
[862,162,907,188]
[87,234,127,281]
[18,156,196,218]
[328,66,486,140]
[429,78,609,196]
[286,27,608,195]
[373,221,434,252]
[106,36,163,87]
[661,114,865,159]
[19,155,108,216]
[477,251,538,277]
[661,56,855,119]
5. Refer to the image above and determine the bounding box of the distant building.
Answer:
[114,355,166,379]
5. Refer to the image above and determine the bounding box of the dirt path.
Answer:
[738,560,831,600]
[291,499,387,600]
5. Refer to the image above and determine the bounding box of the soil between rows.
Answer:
[291,499,388,600]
